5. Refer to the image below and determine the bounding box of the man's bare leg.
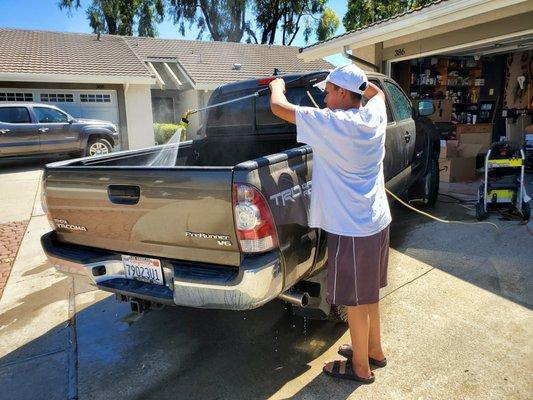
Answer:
[368,302,385,361]
[347,304,372,378]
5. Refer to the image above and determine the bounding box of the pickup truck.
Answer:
[40,71,439,321]
[0,103,118,158]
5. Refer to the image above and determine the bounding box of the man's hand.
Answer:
[270,78,297,124]
[269,78,286,94]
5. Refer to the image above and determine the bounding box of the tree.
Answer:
[251,0,339,45]
[59,0,165,37]
[168,0,250,42]
[344,0,434,32]
[59,0,339,44]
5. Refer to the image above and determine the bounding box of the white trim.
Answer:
[0,72,154,85]
[146,62,165,89]
[299,0,528,61]
[163,63,183,86]
[173,61,196,88]
[389,28,533,62]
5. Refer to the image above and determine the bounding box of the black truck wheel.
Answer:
[425,157,440,206]
[328,305,348,323]
[85,137,113,157]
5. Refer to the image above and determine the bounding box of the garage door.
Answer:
[0,88,119,126]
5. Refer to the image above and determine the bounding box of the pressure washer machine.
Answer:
[476,141,530,221]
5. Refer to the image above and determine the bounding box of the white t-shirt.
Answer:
[295,97,391,237]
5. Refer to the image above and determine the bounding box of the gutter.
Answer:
[0,72,155,85]
[343,47,379,72]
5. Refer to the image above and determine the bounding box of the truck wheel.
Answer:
[424,157,439,207]
[86,137,113,157]
[328,305,348,323]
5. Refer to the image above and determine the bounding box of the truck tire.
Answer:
[423,157,439,207]
[328,305,348,323]
[85,137,113,157]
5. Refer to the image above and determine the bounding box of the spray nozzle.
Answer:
[180,109,196,126]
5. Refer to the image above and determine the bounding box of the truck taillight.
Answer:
[232,183,278,253]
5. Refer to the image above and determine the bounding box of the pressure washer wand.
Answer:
[182,72,325,120]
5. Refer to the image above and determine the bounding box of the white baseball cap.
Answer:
[314,64,368,95]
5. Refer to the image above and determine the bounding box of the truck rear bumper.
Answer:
[41,231,283,310]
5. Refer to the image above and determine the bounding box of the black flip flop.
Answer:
[323,360,375,384]
[338,344,388,368]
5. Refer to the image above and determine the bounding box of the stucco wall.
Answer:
[124,84,154,149]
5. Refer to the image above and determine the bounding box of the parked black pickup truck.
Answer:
[40,71,439,321]
[0,103,118,157]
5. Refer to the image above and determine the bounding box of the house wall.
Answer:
[151,89,214,140]
[123,84,155,149]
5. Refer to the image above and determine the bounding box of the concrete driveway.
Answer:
[0,159,532,400]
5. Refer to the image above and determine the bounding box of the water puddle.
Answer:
[148,125,185,166]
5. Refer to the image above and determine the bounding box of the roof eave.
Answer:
[0,72,155,85]
[298,0,527,61]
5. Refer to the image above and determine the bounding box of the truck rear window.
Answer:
[205,86,325,136]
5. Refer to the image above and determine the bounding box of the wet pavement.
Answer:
[0,160,532,399]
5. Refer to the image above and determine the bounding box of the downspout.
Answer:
[343,46,379,72]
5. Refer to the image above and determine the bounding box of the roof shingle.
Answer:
[0,29,152,78]
[0,29,332,85]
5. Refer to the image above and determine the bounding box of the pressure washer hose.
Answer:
[179,82,501,231]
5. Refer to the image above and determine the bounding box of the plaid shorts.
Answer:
[326,226,390,306]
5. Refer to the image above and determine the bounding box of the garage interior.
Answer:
[391,33,533,181]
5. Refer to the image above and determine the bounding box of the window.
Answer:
[254,86,326,132]
[0,92,33,102]
[363,80,394,122]
[40,93,74,102]
[206,90,254,135]
[80,93,111,103]
[384,81,412,121]
[33,107,69,123]
[0,107,31,123]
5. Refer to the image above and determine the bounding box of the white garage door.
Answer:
[0,88,119,126]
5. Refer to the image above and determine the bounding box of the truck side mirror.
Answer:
[418,100,435,117]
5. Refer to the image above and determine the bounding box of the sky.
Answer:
[0,0,351,66]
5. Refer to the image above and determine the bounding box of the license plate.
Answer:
[122,255,164,285]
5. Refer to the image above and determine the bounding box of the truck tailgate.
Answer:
[43,166,240,266]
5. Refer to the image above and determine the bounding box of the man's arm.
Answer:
[363,82,385,101]
[269,78,297,124]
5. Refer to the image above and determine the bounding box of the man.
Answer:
[269,64,391,384]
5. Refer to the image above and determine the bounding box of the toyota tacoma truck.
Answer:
[40,71,439,321]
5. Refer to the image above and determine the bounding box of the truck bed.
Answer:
[43,135,300,266]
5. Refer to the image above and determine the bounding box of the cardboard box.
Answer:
[440,140,458,159]
[439,143,482,183]
[456,123,492,134]
[440,157,476,182]
[457,132,492,154]
[456,123,493,154]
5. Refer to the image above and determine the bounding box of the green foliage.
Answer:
[252,0,338,45]
[59,0,164,37]
[154,123,186,145]
[344,0,435,32]
[316,7,340,42]
[59,0,339,45]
